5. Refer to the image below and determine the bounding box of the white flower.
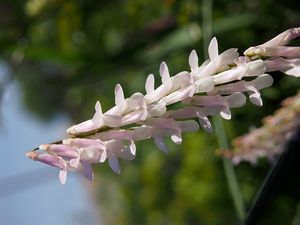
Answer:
[209,74,273,106]
[67,100,103,135]
[213,58,266,85]
[27,28,300,183]
[26,151,68,184]
[139,118,199,153]
[244,28,300,59]
[182,92,246,120]
[105,139,135,174]
[261,28,300,47]
[189,38,239,78]
[265,57,300,77]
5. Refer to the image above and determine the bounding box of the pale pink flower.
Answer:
[189,37,239,77]
[265,57,300,77]
[26,28,300,183]
[228,91,300,165]
[244,28,300,58]
[213,59,261,84]
[209,74,273,106]
[182,92,246,120]
[164,106,213,132]
[26,151,68,184]
[260,27,300,47]
[138,118,199,153]
[244,27,300,77]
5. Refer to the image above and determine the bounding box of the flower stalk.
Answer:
[26,28,300,184]
[213,115,246,221]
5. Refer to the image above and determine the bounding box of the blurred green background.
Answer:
[1,0,300,224]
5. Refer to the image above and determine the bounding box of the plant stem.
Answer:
[202,0,213,59]
[202,0,245,221]
[213,116,245,222]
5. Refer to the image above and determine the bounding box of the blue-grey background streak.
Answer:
[0,64,99,225]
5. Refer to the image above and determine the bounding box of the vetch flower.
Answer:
[182,92,246,120]
[244,28,300,78]
[209,74,273,106]
[26,151,68,184]
[244,28,300,58]
[224,91,300,165]
[164,106,213,132]
[189,37,239,78]
[264,57,300,77]
[138,118,199,153]
[27,28,300,183]
[66,100,104,135]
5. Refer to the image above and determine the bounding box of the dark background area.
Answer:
[0,0,300,224]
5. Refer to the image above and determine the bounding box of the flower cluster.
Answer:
[245,27,300,76]
[27,28,300,183]
[222,91,300,165]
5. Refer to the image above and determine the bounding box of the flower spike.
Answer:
[26,28,300,183]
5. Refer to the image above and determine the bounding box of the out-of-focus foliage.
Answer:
[93,133,236,225]
[1,0,300,224]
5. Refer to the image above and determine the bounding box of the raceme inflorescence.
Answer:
[26,28,300,184]
[224,91,300,165]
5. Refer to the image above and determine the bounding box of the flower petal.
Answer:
[194,77,214,93]
[66,120,97,135]
[171,132,182,145]
[165,86,195,105]
[213,65,245,85]
[250,74,274,90]
[148,101,167,117]
[284,63,300,77]
[70,158,80,168]
[118,147,135,160]
[59,169,67,184]
[189,50,198,71]
[120,109,147,126]
[178,120,199,132]
[219,48,239,65]
[154,136,168,153]
[63,138,105,149]
[115,84,125,108]
[40,144,78,159]
[266,57,300,77]
[261,27,300,47]
[160,62,172,89]
[197,115,213,132]
[244,59,266,77]
[226,92,246,108]
[92,101,103,126]
[130,126,152,141]
[27,152,66,170]
[82,161,93,181]
[99,150,107,163]
[102,114,122,127]
[145,74,155,94]
[80,147,102,161]
[220,107,231,120]
[208,37,219,61]
[129,140,136,155]
[108,155,121,174]
[246,85,263,106]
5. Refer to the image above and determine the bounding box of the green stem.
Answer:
[202,0,213,59]
[213,116,245,222]
[202,0,245,221]
[291,201,300,225]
